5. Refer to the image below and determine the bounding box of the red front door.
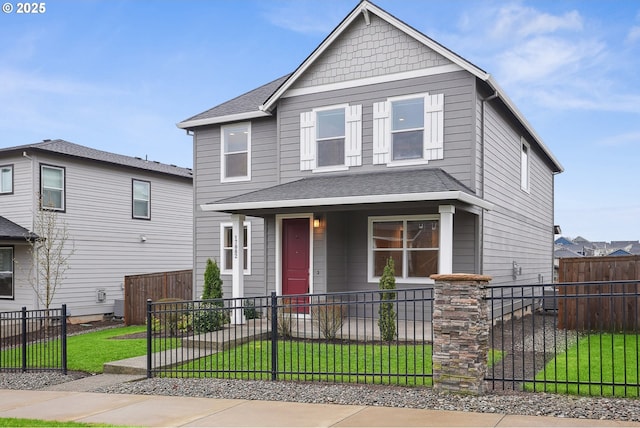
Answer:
[282,218,310,310]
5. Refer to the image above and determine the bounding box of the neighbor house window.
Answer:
[521,138,530,192]
[132,179,151,219]
[221,122,251,182]
[0,165,13,194]
[0,247,14,299]
[369,216,439,282]
[40,164,65,211]
[220,222,251,274]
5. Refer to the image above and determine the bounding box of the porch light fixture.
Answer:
[313,216,322,228]
[140,235,147,242]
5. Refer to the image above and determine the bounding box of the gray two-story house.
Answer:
[0,139,192,320]
[179,1,563,313]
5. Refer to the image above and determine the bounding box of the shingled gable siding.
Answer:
[480,100,555,284]
[193,117,278,298]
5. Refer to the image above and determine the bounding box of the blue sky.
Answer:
[1,0,638,242]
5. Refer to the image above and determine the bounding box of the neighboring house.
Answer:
[0,139,192,320]
[178,1,563,310]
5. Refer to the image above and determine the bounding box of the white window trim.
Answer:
[521,137,530,193]
[220,221,251,275]
[40,164,65,211]
[0,165,13,194]
[312,104,349,172]
[388,93,429,167]
[0,246,14,299]
[367,214,440,284]
[221,122,251,183]
[132,179,151,220]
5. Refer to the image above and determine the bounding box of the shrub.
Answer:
[155,298,188,336]
[378,257,397,342]
[276,298,294,338]
[311,298,346,340]
[194,258,228,333]
[243,299,262,320]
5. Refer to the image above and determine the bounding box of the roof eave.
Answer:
[177,110,272,130]
[200,190,494,213]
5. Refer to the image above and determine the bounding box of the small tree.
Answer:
[193,258,227,332]
[378,257,397,342]
[26,197,75,317]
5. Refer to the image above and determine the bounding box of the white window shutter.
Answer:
[345,104,362,167]
[373,101,390,164]
[424,93,444,160]
[300,111,316,170]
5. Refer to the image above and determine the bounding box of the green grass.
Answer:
[0,326,178,373]
[167,340,504,387]
[526,333,640,397]
[0,417,125,427]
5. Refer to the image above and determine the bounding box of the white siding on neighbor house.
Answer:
[192,117,278,299]
[1,151,193,317]
[480,100,555,285]
[0,154,37,229]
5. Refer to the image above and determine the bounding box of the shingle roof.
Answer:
[178,74,290,125]
[0,140,192,179]
[214,168,474,205]
[0,216,37,241]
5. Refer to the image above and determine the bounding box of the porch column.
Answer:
[231,214,245,324]
[438,205,455,274]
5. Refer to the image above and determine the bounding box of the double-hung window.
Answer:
[369,216,439,282]
[316,108,345,168]
[132,179,151,219]
[220,222,251,274]
[373,93,444,165]
[0,247,13,299]
[221,122,251,182]
[40,165,65,211]
[300,104,362,171]
[0,165,12,194]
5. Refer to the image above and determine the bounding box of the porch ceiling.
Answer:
[201,168,494,214]
[0,216,38,241]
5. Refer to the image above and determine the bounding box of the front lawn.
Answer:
[0,326,178,373]
[526,333,640,397]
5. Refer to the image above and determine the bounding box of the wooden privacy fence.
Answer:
[124,269,193,325]
[558,256,640,330]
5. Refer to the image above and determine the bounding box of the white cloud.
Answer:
[627,26,640,44]
[261,0,350,35]
[491,4,583,39]
[598,131,640,147]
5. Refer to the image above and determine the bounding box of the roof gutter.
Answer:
[201,190,494,213]
[177,110,271,130]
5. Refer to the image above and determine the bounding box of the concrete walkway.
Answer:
[0,374,635,427]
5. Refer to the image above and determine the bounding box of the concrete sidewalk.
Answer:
[1,384,638,427]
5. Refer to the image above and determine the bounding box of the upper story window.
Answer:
[300,104,362,172]
[373,93,444,166]
[221,122,251,182]
[368,215,439,283]
[40,164,65,211]
[0,165,13,194]
[132,179,151,219]
[220,221,251,275]
[0,247,14,299]
[520,138,530,193]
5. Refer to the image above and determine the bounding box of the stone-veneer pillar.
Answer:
[430,273,492,395]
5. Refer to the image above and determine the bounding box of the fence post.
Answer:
[430,274,492,395]
[146,299,153,379]
[21,307,27,372]
[270,291,278,381]
[61,304,67,375]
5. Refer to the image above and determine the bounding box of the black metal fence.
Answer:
[0,306,67,373]
[486,281,640,397]
[146,288,434,386]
